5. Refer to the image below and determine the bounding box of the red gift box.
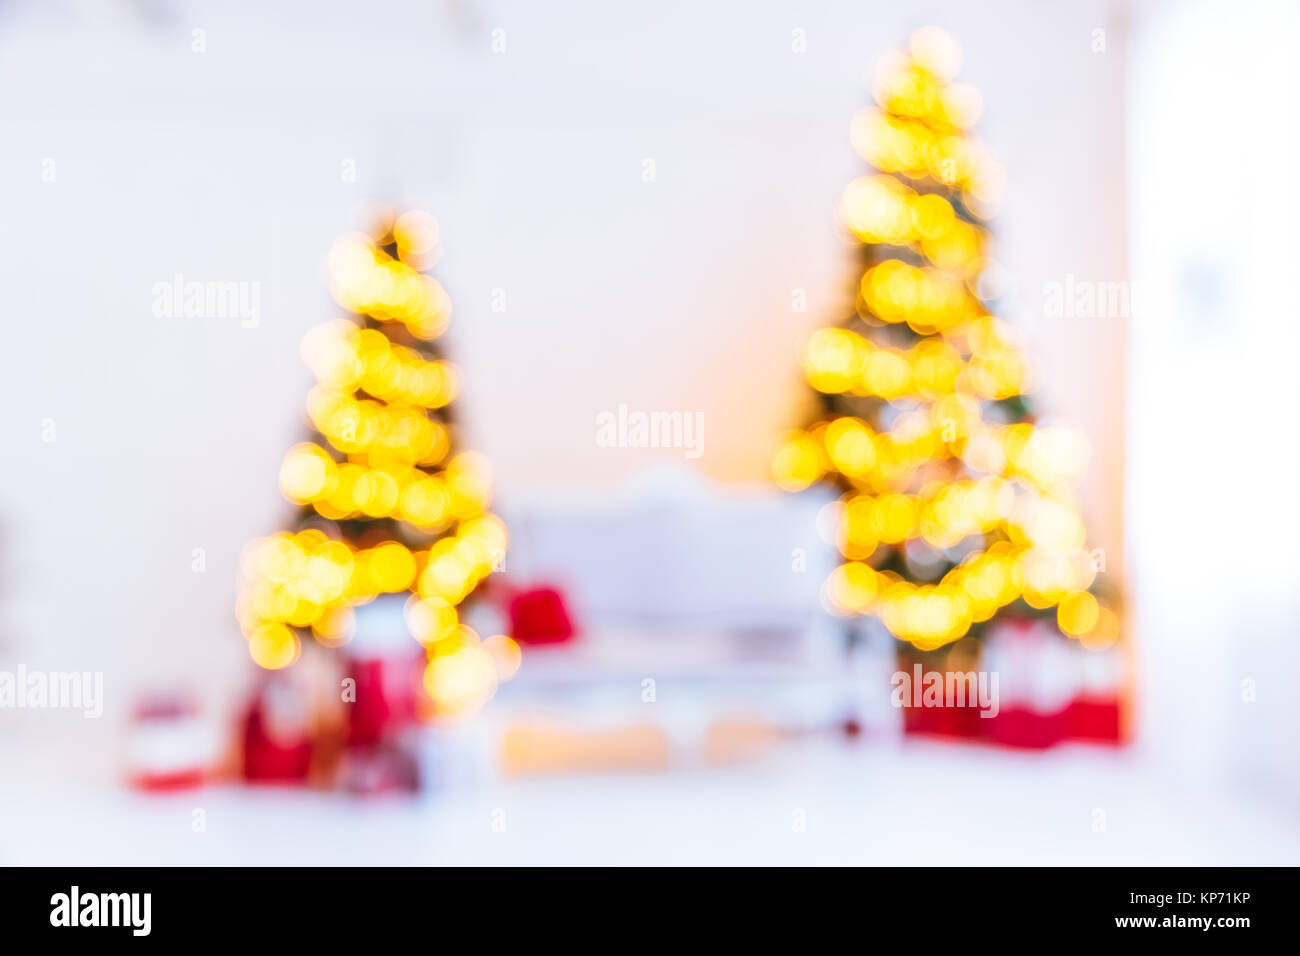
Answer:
[342,653,423,746]
[899,689,984,740]
[984,705,1066,749]
[900,616,1125,749]
[1065,694,1122,744]
[126,696,213,791]
[508,586,576,645]
[241,675,313,783]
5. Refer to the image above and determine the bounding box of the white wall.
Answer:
[1127,0,1300,798]
[0,0,1128,772]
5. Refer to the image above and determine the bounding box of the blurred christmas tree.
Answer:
[238,210,511,711]
[773,28,1117,655]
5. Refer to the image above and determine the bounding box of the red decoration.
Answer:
[1065,694,1122,744]
[342,652,423,746]
[126,696,211,791]
[984,706,1066,750]
[508,586,576,645]
[241,676,312,783]
[898,616,1126,749]
[899,684,983,740]
[980,696,1122,749]
[242,711,312,782]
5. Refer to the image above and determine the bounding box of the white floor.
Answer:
[3,738,1297,865]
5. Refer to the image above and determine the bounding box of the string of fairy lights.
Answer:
[238,210,518,715]
[773,27,1118,654]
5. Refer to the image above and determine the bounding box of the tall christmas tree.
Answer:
[773,28,1116,655]
[238,210,511,713]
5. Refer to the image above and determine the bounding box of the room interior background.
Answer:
[0,0,1294,807]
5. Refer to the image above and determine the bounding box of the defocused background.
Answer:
[0,0,1297,864]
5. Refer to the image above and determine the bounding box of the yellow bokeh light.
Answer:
[804,327,865,394]
[423,643,498,716]
[908,26,962,82]
[772,432,827,491]
[366,541,417,592]
[1080,605,1120,651]
[405,595,459,646]
[279,443,335,504]
[483,634,523,680]
[826,562,878,615]
[393,210,441,263]
[1058,591,1101,637]
[825,417,877,477]
[249,623,300,670]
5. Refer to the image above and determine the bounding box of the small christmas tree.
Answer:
[774,28,1116,655]
[238,210,511,714]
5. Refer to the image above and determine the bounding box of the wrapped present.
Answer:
[241,674,313,783]
[508,586,576,645]
[893,616,1126,748]
[126,694,216,791]
[343,596,424,747]
[980,616,1124,749]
